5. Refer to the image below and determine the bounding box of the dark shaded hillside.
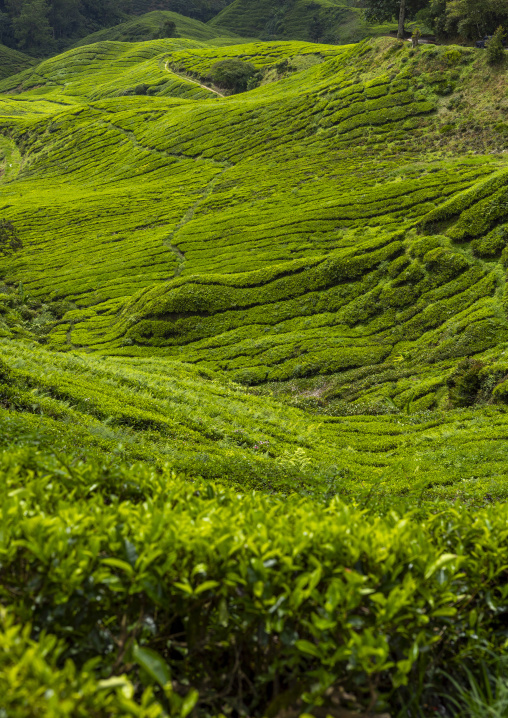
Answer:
[131,0,236,22]
[72,11,248,48]
[209,0,395,43]
[0,43,35,80]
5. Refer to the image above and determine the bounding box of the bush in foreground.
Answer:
[1,446,508,716]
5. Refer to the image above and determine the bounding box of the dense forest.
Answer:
[360,0,508,40]
[0,0,234,52]
[0,0,507,55]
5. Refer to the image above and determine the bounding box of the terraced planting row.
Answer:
[0,38,507,408]
[0,40,221,102]
[0,44,35,81]
[209,0,396,44]
[1,30,508,717]
[72,10,250,48]
[1,336,507,506]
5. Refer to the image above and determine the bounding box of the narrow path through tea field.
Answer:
[165,61,225,97]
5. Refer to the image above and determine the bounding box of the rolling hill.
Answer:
[209,0,397,43]
[130,0,237,23]
[72,9,251,48]
[1,37,507,412]
[1,25,508,718]
[0,43,36,81]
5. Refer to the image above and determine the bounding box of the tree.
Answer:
[358,0,428,39]
[210,60,257,94]
[79,0,130,28]
[428,0,508,40]
[309,13,324,41]
[12,0,53,51]
[49,0,82,39]
[0,10,15,46]
[487,25,506,64]
[157,19,179,38]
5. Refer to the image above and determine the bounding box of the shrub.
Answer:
[0,607,165,717]
[209,60,257,93]
[2,454,508,716]
[0,220,22,257]
[447,358,484,407]
[0,357,11,382]
[487,26,506,65]
[157,20,179,39]
[471,225,507,257]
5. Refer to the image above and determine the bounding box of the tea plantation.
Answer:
[208,0,395,44]
[0,44,35,81]
[72,11,252,48]
[1,24,508,717]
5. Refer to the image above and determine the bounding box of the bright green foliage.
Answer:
[2,335,508,507]
[1,39,507,415]
[1,30,508,716]
[1,442,508,715]
[0,607,166,717]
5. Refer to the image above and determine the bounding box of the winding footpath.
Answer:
[164,62,225,97]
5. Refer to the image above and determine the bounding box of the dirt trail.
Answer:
[164,163,232,278]
[164,62,225,97]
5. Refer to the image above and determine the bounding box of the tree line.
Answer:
[360,0,508,41]
[0,0,506,56]
[0,0,233,54]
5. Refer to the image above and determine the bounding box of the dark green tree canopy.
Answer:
[427,0,508,39]
[357,0,428,37]
[0,0,232,53]
[157,17,178,38]
[210,59,257,93]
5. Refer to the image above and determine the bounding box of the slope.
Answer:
[130,0,236,22]
[2,329,508,506]
[72,10,250,48]
[2,406,507,716]
[1,34,508,717]
[0,39,221,101]
[208,0,396,44]
[0,43,36,81]
[1,38,507,415]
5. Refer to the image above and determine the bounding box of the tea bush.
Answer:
[1,32,508,716]
[1,37,505,411]
[1,446,508,715]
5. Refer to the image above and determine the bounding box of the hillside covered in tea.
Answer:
[1,21,508,718]
[209,0,394,43]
